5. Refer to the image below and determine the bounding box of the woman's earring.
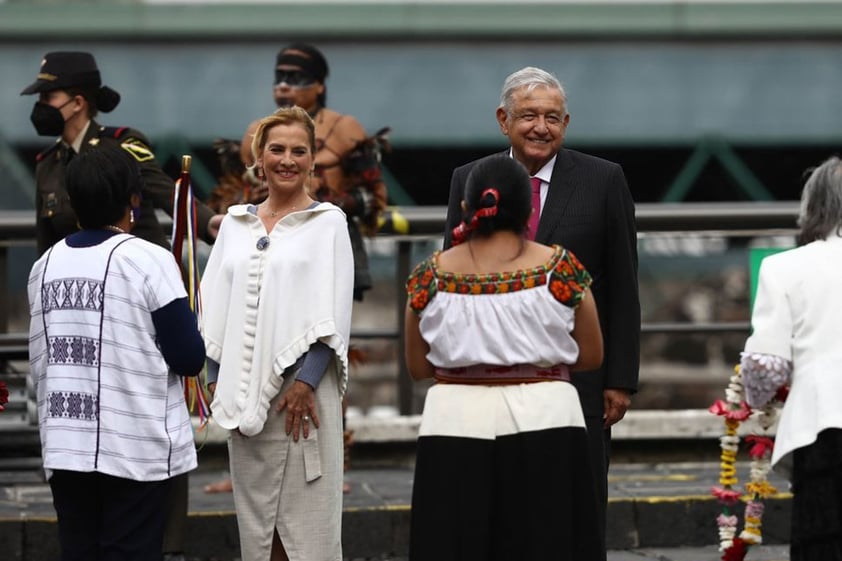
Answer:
[130,208,136,224]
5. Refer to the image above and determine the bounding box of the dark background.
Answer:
[16,142,841,206]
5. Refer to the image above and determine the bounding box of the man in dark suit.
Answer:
[444,66,640,541]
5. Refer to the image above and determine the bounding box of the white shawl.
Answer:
[201,203,354,436]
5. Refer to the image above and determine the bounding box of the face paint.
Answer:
[274,69,316,88]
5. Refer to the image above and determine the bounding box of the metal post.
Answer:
[396,238,413,415]
[0,244,6,333]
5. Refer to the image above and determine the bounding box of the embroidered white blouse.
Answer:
[27,234,198,481]
[407,245,592,369]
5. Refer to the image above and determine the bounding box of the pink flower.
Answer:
[745,501,765,518]
[709,399,752,421]
[712,487,743,505]
[745,435,774,459]
[717,513,738,527]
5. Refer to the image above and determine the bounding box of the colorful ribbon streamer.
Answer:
[172,155,211,427]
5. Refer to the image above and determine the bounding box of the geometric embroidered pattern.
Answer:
[46,391,98,420]
[48,336,99,366]
[41,278,104,313]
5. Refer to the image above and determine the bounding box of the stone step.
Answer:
[0,463,791,560]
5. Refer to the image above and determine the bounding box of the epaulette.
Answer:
[101,126,156,163]
[35,139,61,163]
[101,125,129,139]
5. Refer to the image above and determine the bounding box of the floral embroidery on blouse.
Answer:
[405,245,592,312]
[406,258,437,312]
[548,249,592,308]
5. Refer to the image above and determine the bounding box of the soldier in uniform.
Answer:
[21,51,221,256]
[21,51,220,561]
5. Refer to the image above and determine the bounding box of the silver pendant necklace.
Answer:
[261,202,299,218]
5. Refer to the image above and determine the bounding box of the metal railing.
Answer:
[0,202,800,415]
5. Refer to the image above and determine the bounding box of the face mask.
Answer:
[29,98,74,137]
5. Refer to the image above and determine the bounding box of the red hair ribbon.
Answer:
[451,188,500,245]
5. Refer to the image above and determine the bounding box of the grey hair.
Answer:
[797,156,842,245]
[499,66,567,116]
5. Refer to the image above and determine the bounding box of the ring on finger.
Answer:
[302,415,310,422]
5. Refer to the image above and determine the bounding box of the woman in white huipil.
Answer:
[404,155,605,561]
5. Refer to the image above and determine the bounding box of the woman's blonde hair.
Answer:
[249,105,316,168]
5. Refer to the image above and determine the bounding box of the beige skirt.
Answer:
[228,363,343,561]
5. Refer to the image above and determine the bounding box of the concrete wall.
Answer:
[2,1,842,146]
[4,40,842,147]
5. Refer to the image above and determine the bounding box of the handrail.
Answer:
[0,210,38,241]
[0,201,800,242]
[0,202,801,414]
[0,333,28,361]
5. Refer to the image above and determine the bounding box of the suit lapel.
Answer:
[536,149,576,243]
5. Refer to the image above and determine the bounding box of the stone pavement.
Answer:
[0,455,792,561]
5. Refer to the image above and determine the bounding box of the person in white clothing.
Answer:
[27,147,206,561]
[741,156,842,561]
[404,155,605,561]
[201,105,353,561]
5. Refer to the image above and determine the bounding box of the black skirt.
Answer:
[408,382,604,561]
[791,428,842,561]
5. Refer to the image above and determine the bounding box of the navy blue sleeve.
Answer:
[296,341,332,390]
[151,297,206,377]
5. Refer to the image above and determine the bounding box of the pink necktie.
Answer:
[527,176,541,240]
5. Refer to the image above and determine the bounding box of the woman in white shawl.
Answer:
[741,156,842,561]
[201,106,353,561]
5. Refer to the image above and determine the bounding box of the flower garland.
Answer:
[709,364,787,561]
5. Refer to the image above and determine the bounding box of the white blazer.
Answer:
[745,234,842,479]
